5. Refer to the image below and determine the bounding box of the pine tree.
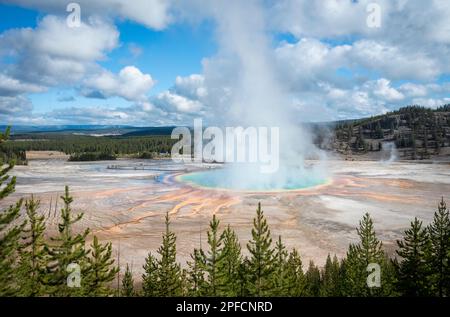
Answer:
[121,264,135,297]
[423,127,429,155]
[395,217,430,296]
[343,213,385,296]
[411,129,417,159]
[320,254,341,297]
[427,198,450,297]
[376,121,383,139]
[179,269,190,296]
[0,127,24,296]
[83,236,118,296]
[46,186,90,296]
[142,252,158,296]
[305,260,321,296]
[343,236,368,296]
[246,202,275,296]
[142,214,184,297]
[271,236,288,296]
[380,253,398,296]
[284,248,306,296]
[237,260,250,297]
[338,258,349,295]
[217,225,242,296]
[200,214,225,296]
[155,212,182,296]
[186,248,206,296]
[17,196,49,296]
[0,199,24,297]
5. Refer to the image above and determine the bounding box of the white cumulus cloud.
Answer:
[1,0,172,30]
[156,91,203,113]
[83,66,155,102]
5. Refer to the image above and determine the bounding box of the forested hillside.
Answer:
[329,105,450,160]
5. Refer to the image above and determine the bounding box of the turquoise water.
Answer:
[179,167,328,191]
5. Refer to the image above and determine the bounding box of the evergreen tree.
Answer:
[217,225,242,296]
[271,236,288,296]
[246,203,275,296]
[186,248,206,296]
[338,258,348,295]
[411,129,417,159]
[46,186,90,296]
[305,260,321,296]
[142,252,158,296]
[339,258,355,296]
[343,213,385,296]
[121,264,135,297]
[155,212,182,296]
[179,269,190,296]
[320,254,341,297]
[376,121,383,139]
[0,127,24,296]
[17,196,49,296]
[200,215,225,296]
[83,236,118,296]
[142,214,183,297]
[423,128,428,154]
[284,248,306,296]
[395,218,430,296]
[426,198,450,297]
[347,124,353,140]
[380,253,398,296]
[237,260,249,297]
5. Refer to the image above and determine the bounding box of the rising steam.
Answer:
[193,0,329,190]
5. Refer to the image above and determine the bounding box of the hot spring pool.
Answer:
[178,166,329,192]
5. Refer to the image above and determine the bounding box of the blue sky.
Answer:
[0,3,217,114]
[101,19,217,92]
[0,0,449,126]
[0,4,40,31]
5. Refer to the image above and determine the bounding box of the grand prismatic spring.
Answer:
[3,157,450,276]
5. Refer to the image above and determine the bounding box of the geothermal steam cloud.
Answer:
[173,0,328,190]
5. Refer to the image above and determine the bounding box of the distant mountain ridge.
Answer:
[0,125,137,134]
[121,126,177,136]
[1,125,182,137]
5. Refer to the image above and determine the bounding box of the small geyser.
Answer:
[381,142,398,164]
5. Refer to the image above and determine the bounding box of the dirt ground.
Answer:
[26,151,69,160]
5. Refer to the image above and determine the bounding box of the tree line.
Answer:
[135,202,450,297]
[68,152,117,162]
[1,128,450,297]
[2,190,450,296]
[4,134,176,157]
[0,127,28,165]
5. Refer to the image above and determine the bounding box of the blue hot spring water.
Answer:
[179,165,328,192]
